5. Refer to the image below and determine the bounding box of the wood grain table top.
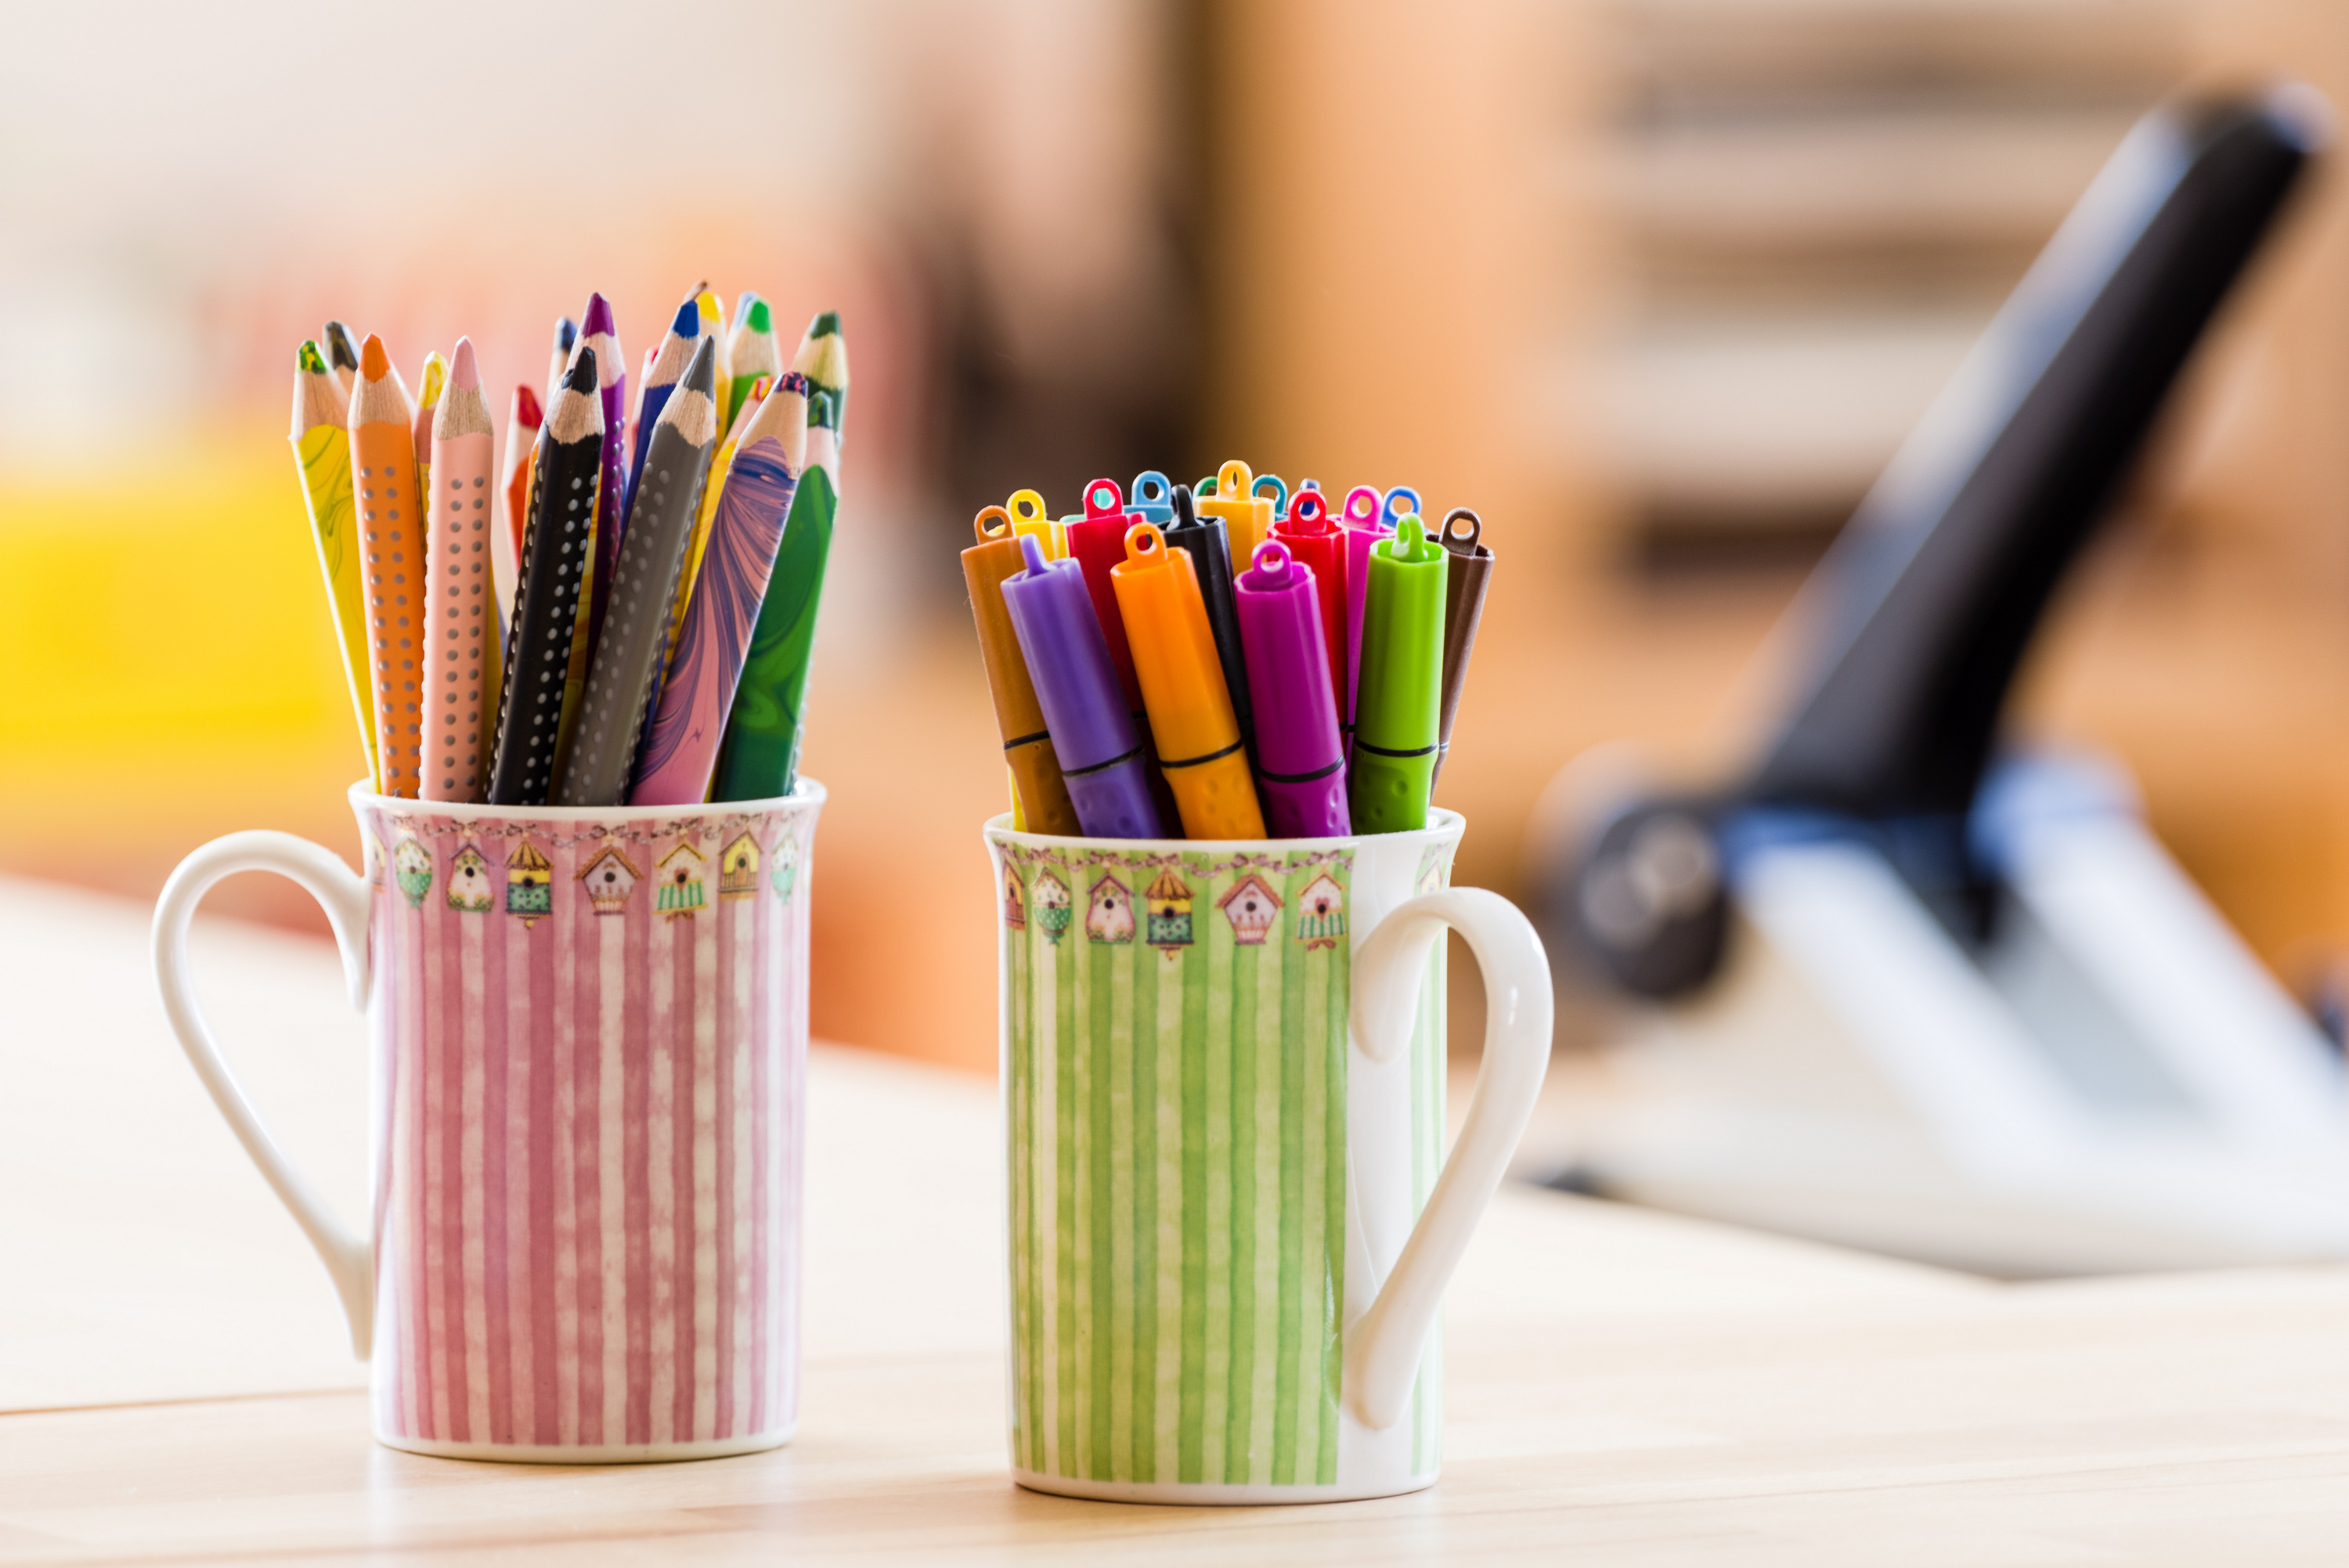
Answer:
[5,876,2347,1563]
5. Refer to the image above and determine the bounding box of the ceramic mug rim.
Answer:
[982,806,1463,856]
[345,777,827,824]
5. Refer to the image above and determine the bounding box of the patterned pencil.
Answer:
[633,371,808,805]
[422,337,502,802]
[724,296,778,438]
[321,320,361,391]
[557,337,721,805]
[486,348,601,805]
[410,349,446,503]
[290,340,377,790]
[665,370,774,677]
[626,297,701,521]
[709,312,850,802]
[348,334,426,797]
[543,315,576,409]
[495,383,542,643]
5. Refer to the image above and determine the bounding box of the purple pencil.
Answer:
[1001,532,1167,839]
[630,373,811,806]
[1235,539,1350,838]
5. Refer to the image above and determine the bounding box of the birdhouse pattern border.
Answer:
[990,841,1451,1487]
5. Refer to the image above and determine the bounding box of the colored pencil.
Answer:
[290,340,377,791]
[627,297,701,521]
[421,337,502,803]
[725,296,779,440]
[547,347,603,791]
[666,369,773,677]
[544,315,576,409]
[347,333,426,798]
[557,337,721,806]
[576,291,629,654]
[495,383,542,644]
[321,320,360,391]
[486,348,602,805]
[633,370,809,805]
[709,312,851,802]
[410,349,446,502]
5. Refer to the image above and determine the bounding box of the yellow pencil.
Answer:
[696,287,731,431]
[290,340,378,791]
[411,349,447,504]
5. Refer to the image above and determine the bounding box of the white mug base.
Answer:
[1012,1466,1438,1506]
[376,1426,794,1465]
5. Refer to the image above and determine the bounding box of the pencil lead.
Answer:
[670,299,700,337]
[746,298,771,333]
[680,334,718,395]
[298,339,327,374]
[323,321,361,370]
[810,310,841,336]
[359,333,391,380]
[562,344,599,395]
[554,316,577,352]
[513,383,543,424]
[449,337,481,393]
[581,292,615,337]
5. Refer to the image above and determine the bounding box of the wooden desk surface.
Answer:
[6,878,2349,1563]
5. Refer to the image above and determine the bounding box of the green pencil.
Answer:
[726,296,778,434]
[710,312,847,801]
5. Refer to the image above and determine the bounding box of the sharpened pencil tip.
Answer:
[563,345,599,395]
[670,300,700,337]
[581,293,615,335]
[298,339,327,374]
[746,298,771,333]
[810,311,841,336]
[359,333,391,380]
[323,321,359,369]
[680,335,718,394]
[513,383,543,424]
[554,316,577,352]
[449,337,480,392]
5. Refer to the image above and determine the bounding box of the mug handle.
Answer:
[1342,888,1552,1429]
[150,831,377,1357]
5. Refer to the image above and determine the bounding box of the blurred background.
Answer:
[7,0,2349,1087]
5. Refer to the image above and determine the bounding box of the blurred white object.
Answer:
[1583,755,2349,1276]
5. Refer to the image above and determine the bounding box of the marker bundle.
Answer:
[965,467,1495,840]
[288,290,846,809]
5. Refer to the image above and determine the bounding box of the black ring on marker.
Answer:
[1353,740,1437,759]
[1258,759,1342,784]
[1160,738,1244,770]
[1062,744,1144,779]
[1001,730,1051,752]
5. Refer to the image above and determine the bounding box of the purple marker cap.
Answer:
[1234,539,1351,838]
[1001,533,1170,839]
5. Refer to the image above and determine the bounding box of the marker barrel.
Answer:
[1235,541,1350,838]
[1113,523,1265,840]
[1268,488,1349,724]
[1163,489,1257,769]
[965,510,1081,834]
[1339,485,1395,728]
[1001,535,1167,838]
[1350,516,1445,834]
[1434,507,1493,786]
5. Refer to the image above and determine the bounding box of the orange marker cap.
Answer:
[1112,522,1265,839]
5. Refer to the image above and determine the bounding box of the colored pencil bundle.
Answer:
[292,290,848,809]
[966,466,1494,840]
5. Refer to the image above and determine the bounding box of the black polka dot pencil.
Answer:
[422,338,502,802]
[556,335,719,806]
[486,347,603,806]
[347,333,425,797]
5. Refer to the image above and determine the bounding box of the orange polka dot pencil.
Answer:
[347,333,426,798]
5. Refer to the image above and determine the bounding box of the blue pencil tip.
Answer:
[671,301,699,337]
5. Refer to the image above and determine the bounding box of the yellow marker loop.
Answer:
[1200,457,1274,561]
[1110,522,1265,840]
[1007,487,1065,558]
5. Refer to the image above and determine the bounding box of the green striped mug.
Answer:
[985,809,1553,1504]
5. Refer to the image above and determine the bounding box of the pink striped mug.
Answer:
[152,781,822,1462]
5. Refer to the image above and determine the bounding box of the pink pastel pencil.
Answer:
[421,337,501,802]
[630,371,810,804]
